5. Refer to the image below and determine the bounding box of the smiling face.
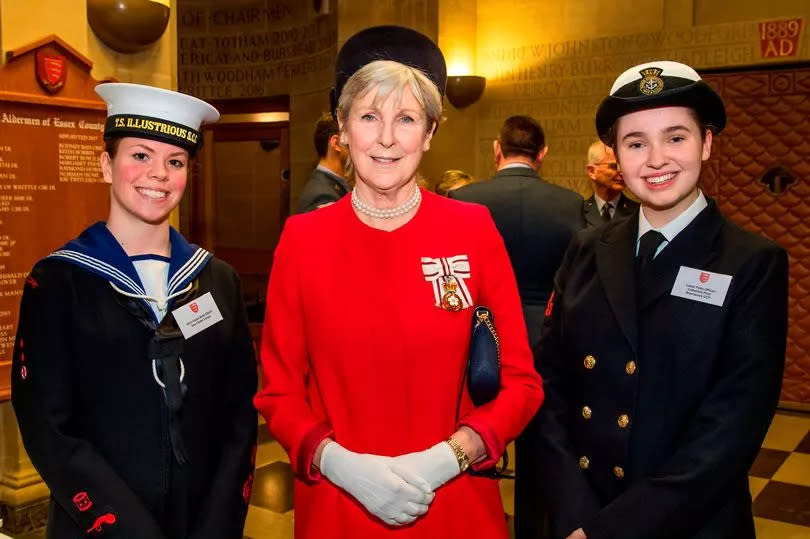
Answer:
[614,106,712,227]
[340,84,433,196]
[101,137,189,227]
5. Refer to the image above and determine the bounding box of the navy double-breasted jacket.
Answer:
[529,199,788,539]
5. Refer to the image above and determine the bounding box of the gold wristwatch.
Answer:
[446,436,471,472]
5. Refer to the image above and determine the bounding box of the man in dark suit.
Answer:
[582,141,638,227]
[296,113,349,214]
[449,115,584,348]
[449,116,584,539]
[531,61,787,539]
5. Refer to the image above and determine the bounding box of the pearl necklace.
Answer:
[351,186,421,220]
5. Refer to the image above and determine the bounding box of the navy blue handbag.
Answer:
[468,306,500,406]
[467,306,513,478]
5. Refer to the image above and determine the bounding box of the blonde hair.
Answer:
[436,170,473,196]
[336,60,443,181]
[337,60,443,134]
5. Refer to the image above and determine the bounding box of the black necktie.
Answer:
[601,203,613,222]
[636,230,666,276]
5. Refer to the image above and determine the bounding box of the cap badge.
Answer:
[639,67,664,96]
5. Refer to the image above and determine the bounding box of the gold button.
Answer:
[617,414,630,428]
[625,361,637,375]
[584,355,596,369]
[582,406,592,419]
[613,466,624,478]
[579,456,590,469]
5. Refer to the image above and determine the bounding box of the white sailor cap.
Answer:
[95,82,220,155]
[595,60,726,143]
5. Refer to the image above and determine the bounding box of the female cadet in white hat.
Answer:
[529,61,788,539]
[12,83,257,538]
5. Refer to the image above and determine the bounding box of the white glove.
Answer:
[319,441,435,526]
[389,441,460,491]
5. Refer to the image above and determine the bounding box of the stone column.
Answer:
[0,402,48,535]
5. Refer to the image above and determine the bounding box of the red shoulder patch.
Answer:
[25,275,38,288]
[545,291,556,317]
[242,473,254,504]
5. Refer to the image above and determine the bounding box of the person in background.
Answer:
[531,60,788,539]
[448,115,584,539]
[296,112,350,213]
[255,25,543,539]
[449,116,585,349]
[435,169,473,196]
[12,83,257,538]
[582,140,638,227]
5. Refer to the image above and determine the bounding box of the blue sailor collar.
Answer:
[47,221,211,307]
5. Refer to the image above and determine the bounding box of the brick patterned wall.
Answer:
[702,66,810,406]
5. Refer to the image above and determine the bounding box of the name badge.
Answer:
[670,266,732,307]
[172,292,224,339]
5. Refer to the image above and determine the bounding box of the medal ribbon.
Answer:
[421,255,473,309]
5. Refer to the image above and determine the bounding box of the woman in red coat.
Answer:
[254,25,543,538]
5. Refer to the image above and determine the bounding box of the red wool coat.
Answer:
[255,190,544,538]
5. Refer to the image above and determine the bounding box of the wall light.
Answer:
[88,0,170,53]
[445,75,486,108]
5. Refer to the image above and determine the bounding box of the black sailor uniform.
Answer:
[12,222,257,538]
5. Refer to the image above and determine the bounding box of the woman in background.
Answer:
[435,169,474,196]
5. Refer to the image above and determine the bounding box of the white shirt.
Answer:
[636,190,708,258]
[132,256,170,320]
[499,162,534,170]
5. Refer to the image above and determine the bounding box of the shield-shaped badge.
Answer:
[190,302,199,313]
[35,50,67,94]
[699,272,710,283]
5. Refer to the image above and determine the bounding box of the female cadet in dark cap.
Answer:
[11,83,257,538]
[255,26,543,538]
[530,61,788,539]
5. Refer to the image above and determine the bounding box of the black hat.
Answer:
[595,60,725,143]
[96,83,219,156]
[330,25,447,116]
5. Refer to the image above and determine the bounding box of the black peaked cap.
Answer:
[595,60,726,143]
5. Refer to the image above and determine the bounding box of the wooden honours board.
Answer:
[0,36,110,400]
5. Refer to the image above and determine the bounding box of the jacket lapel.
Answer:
[636,200,724,310]
[596,214,640,356]
[584,196,601,227]
[332,176,349,196]
[616,194,637,217]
